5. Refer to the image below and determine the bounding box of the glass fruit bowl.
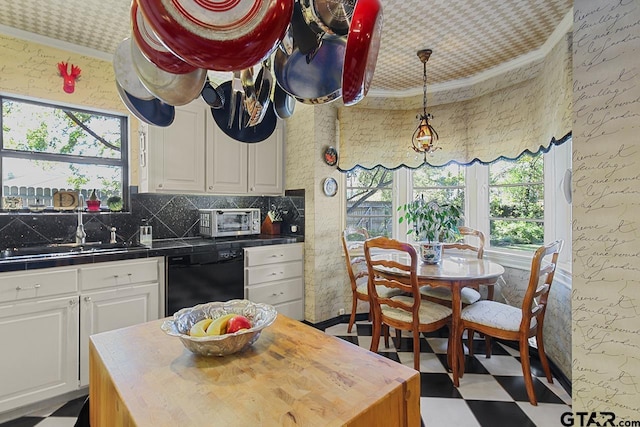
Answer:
[161,299,277,356]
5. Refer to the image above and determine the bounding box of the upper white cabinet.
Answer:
[140,101,206,193]
[141,99,284,195]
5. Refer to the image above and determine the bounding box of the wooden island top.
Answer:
[89,314,420,426]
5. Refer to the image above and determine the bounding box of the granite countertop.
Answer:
[0,234,304,273]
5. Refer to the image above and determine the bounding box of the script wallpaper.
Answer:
[571,0,640,418]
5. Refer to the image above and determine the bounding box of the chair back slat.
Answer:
[443,226,485,259]
[521,240,563,330]
[364,236,421,322]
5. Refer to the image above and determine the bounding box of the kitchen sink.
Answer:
[1,242,146,260]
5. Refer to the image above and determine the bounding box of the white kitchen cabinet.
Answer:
[208,118,284,195]
[0,257,163,414]
[244,243,304,320]
[141,98,284,195]
[140,101,206,193]
[0,295,79,413]
[78,258,161,386]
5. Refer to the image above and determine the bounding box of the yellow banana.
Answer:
[206,313,236,336]
[189,318,213,337]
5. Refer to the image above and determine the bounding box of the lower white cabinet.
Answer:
[244,243,304,320]
[0,295,79,413]
[0,258,163,414]
[79,283,159,386]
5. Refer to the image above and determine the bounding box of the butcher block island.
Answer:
[89,314,420,426]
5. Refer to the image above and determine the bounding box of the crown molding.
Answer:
[367,9,573,99]
[0,24,113,62]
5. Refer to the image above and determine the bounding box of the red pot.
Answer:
[137,0,294,71]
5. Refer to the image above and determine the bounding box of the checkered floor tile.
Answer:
[1,321,571,427]
[324,321,572,427]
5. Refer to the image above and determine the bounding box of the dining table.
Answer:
[370,252,505,386]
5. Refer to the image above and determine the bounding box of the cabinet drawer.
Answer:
[245,278,303,306]
[245,243,303,267]
[245,262,303,285]
[80,259,158,291]
[0,268,78,303]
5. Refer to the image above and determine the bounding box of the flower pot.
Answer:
[419,242,443,264]
[86,199,101,212]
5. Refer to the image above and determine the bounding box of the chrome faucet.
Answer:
[75,194,86,245]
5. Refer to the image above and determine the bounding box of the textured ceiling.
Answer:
[0,0,572,96]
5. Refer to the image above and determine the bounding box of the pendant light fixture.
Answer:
[411,49,440,160]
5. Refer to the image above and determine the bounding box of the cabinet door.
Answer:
[147,101,206,192]
[207,115,248,194]
[0,296,79,413]
[79,283,159,386]
[248,123,284,195]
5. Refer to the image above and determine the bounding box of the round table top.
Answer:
[373,253,505,282]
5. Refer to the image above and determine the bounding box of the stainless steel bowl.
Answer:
[161,300,277,356]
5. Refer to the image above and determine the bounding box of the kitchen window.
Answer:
[0,96,128,211]
[345,165,393,237]
[488,154,544,251]
[344,140,572,268]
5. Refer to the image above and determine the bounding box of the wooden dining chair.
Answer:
[419,226,487,306]
[457,239,563,405]
[341,227,371,333]
[364,236,452,371]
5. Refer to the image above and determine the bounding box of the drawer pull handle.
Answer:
[16,284,41,291]
[270,271,284,276]
[69,299,78,306]
[84,297,92,302]
[270,254,285,258]
[271,292,285,297]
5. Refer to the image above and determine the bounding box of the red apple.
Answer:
[225,315,252,333]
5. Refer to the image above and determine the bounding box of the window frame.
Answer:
[342,140,572,272]
[0,95,129,212]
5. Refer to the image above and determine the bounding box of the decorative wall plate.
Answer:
[323,177,338,197]
[324,146,338,166]
[53,191,79,211]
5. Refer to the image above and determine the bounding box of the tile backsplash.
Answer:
[0,190,305,248]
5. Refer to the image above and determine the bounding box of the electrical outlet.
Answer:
[338,308,345,315]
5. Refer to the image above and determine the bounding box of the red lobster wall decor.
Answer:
[57,62,81,93]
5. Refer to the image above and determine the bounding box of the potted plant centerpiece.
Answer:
[398,197,462,264]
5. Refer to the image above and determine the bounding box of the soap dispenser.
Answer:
[139,219,153,247]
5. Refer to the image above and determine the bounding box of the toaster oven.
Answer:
[199,208,261,237]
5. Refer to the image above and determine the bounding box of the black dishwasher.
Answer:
[166,248,245,316]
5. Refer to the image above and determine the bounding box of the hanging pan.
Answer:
[342,0,383,106]
[115,80,175,127]
[274,35,345,104]
[113,38,154,100]
[300,0,354,36]
[210,81,277,143]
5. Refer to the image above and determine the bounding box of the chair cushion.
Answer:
[351,257,368,280]
[461,300,537,331]
[356,278,402,298]
[419,285,481,305]
[381,295,452,324]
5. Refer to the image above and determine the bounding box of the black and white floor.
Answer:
[1,320,571,427]
[325,321,572,427]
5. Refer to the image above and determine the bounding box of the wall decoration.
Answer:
[323,146,338,166]
[322,177,338,197]
[57,61,82,93]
